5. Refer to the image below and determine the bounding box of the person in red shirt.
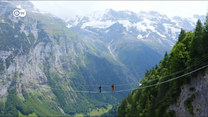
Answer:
[112,84,115,92]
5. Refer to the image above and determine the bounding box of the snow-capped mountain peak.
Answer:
[66,9,205,51]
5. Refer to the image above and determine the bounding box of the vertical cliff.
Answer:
[168,68,208,116]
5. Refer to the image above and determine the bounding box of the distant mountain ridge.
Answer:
[66,9,205,78]
[66,9,205,55]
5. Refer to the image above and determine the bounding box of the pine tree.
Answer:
[195,20,203,37]
[191,19,204,60]
[178,29,186,42]
[205,13,208,33]
[203,13,208,55]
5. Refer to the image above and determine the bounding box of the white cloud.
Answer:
[32,1,208,20]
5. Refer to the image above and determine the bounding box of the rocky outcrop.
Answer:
[168,68,208,116]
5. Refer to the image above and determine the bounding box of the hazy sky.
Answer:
[32,1,208,20]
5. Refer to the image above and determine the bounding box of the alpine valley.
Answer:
[0,1,206,116]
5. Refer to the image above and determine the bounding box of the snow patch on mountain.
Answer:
[163,23,181,40]
[117,20,132,31]
[135,22,147,32]
[135,19,156,32]
[16,5,22,9]
[66,24,72,28]
[137,34,143,40]
[81,20,115,29]
[125,11,133,15]
[156,31,166,38]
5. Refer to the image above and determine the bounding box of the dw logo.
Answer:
[13,9,26,17]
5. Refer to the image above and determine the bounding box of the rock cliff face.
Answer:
[168,68,208,116]
[0,1,138,116]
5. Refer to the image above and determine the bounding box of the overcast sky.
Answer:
[32,1,208,20]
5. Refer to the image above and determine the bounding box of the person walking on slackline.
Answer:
[112,84,115,92]
[99,85,102,93]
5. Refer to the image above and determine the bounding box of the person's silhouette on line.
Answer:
[112,84,115,92]
[99,85,102,93]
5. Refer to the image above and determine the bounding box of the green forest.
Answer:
[118,16,208,117]
[0,1,207,116]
